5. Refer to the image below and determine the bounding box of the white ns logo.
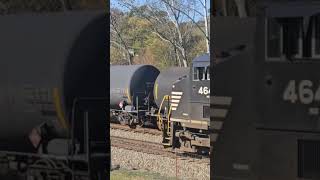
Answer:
[283,80,320,104]
[198,86,210,95]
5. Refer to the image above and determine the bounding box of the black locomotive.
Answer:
[0,12,108,180]
[212,1,320,180]
[110,54,210,154]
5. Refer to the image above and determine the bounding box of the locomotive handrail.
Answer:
[157,95,170,130]
[167,101,172,134]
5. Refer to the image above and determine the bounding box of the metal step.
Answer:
[162,143,171,146]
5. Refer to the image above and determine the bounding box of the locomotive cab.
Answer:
[255,3,320,179]
[190,53,210,123]
[167,54,210,154]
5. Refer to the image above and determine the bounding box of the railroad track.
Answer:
[111,136,209,165]
[110,123,162,136]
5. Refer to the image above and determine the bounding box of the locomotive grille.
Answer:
[298,140,320,178]
[203,106,210,118]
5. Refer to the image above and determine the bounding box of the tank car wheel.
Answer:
[136,120,144,128]
[119,118,127,126]
[128,118,137,129]
[129,117,144,129]
[118,114,129,125]
[128,124,136,129]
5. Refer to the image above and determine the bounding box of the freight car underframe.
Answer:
[0,98,108,180]
[110,95,158,128]
[0,151,99,179]
[110,109,158,128]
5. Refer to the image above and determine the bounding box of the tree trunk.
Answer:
[180,48,188,67]
[174,46,181,67]
[203,0,210,53]
[221,0,227,16]
[127,52,133,65]
[174,21,188,67]
[177,53,182,67]
[234,0,247,18]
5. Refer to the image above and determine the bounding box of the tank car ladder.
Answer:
[157,95,173,147]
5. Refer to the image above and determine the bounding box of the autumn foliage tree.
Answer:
[111,0,209,68]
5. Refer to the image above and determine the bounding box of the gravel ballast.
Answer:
[111,147,210,180]
[111,129,163,143]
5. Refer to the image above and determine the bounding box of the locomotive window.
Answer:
[312,16,320,57]
[266,18,303,60]
[282,18,303,59]
[193,67,199,80]
[266,18,282,58]
[193,67,205,81]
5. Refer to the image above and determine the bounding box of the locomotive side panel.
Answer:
[211,17,258,180]
[213,2,320,180]
[256,13,320,132]
[255,6,320,179]
[212,50,258,180]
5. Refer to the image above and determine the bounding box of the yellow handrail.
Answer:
[167,102,172,134]
[157,95,170,130]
